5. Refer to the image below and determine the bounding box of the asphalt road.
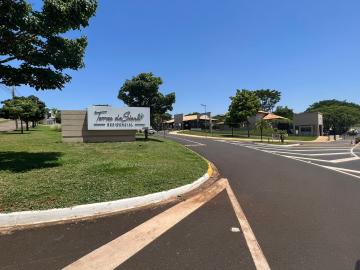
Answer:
[1,134,360,270]
[165,134,360,270]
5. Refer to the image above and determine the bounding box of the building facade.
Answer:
[293,112,323,136]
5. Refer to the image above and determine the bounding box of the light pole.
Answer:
[201,104,207,133]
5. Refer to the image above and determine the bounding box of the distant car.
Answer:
[348,129,359,136]
[142,127,156,135]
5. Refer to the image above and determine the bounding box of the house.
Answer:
[164,113,217,130]
[293,112,323,136]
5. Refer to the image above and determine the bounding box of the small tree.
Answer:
[277,130,288,143]
[28,95,46,127]
[118,73,176,127]
[225,113,240,137]
[254,89,281,112]
[255,119,271,142]
[1,97,38,133]
[227,89,260,137]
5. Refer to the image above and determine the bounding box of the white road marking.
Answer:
[283,156,360,180]
[63,179,270,270]
[249,146,350,152]
[167,135,205,146]
[264,151,350,157]
[63,180,226,270]
[351,143,360,158]
[218,140,360,180]
[226,181,271,270]
[280,155,359,164]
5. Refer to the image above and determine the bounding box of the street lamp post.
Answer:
[201,104,207,135]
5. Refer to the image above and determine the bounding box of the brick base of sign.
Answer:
[61,110,137,143]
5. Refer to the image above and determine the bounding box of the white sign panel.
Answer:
[87,106,150,130]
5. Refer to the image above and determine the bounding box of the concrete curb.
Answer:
[0,169,212,229]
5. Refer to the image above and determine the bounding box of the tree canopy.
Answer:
[306,99,360,134]
[274,106,294,120]
[0,0,97,90]
[254,89,281,112]
[118,73,176,128]
[227,89,260,125]
[0,95,46,133]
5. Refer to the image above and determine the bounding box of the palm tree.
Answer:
[255,119,271,142]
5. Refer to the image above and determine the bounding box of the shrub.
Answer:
[50,124,62,132]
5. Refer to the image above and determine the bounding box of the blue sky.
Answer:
[1,0,359,115]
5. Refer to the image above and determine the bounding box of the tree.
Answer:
[0,96,38,133]
[255,119,271,142]
[118,73,176,127]
[0,0,97,90]
[224,113,240,137]
[28,95,46,127]
[274,106,294,120]
[306,99,360,136]
[254,89,281,112]
[227,89,260,137]
[153,112,172,131]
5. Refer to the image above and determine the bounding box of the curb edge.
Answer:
[0,164,213,229]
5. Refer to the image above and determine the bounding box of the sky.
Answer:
[1,0,359,115]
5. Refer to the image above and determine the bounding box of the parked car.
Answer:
[142,127,156,135]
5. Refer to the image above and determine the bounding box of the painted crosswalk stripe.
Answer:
[63,179,270,270]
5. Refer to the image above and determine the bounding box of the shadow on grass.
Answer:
[0,151,62,172]
[136,137,164,142]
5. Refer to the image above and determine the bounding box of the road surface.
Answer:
[1,134,360,270]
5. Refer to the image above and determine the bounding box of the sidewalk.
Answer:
[0,120,16,132]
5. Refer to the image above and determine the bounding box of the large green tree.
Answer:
[254,89,281,112]
[306,99,360,135]
[228,89,261,137]
[274,105,294,120]
[0,0,97,90]
[118,73,176,127]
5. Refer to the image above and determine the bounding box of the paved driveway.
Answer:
[1,134,360,270]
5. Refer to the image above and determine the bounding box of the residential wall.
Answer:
[61,110,136,142]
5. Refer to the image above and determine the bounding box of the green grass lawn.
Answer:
[0,126,208,212]
[179,130,317,141]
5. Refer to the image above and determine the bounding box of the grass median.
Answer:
[0,126,208,212]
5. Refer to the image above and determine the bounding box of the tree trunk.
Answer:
[232,127,234,137]
[247,123,250,138]
[20,119,24,134]
[260,127,263,142]
[26,121,29,131]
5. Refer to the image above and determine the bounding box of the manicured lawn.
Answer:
[179,130,317,141]
[0,126,208,212]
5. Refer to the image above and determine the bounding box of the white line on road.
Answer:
[225,181,271,270]
[280,155,360,164]
[63,179,270,270]
[264,151,350,157]
[63,180,226,270]
[167,135,205,146]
